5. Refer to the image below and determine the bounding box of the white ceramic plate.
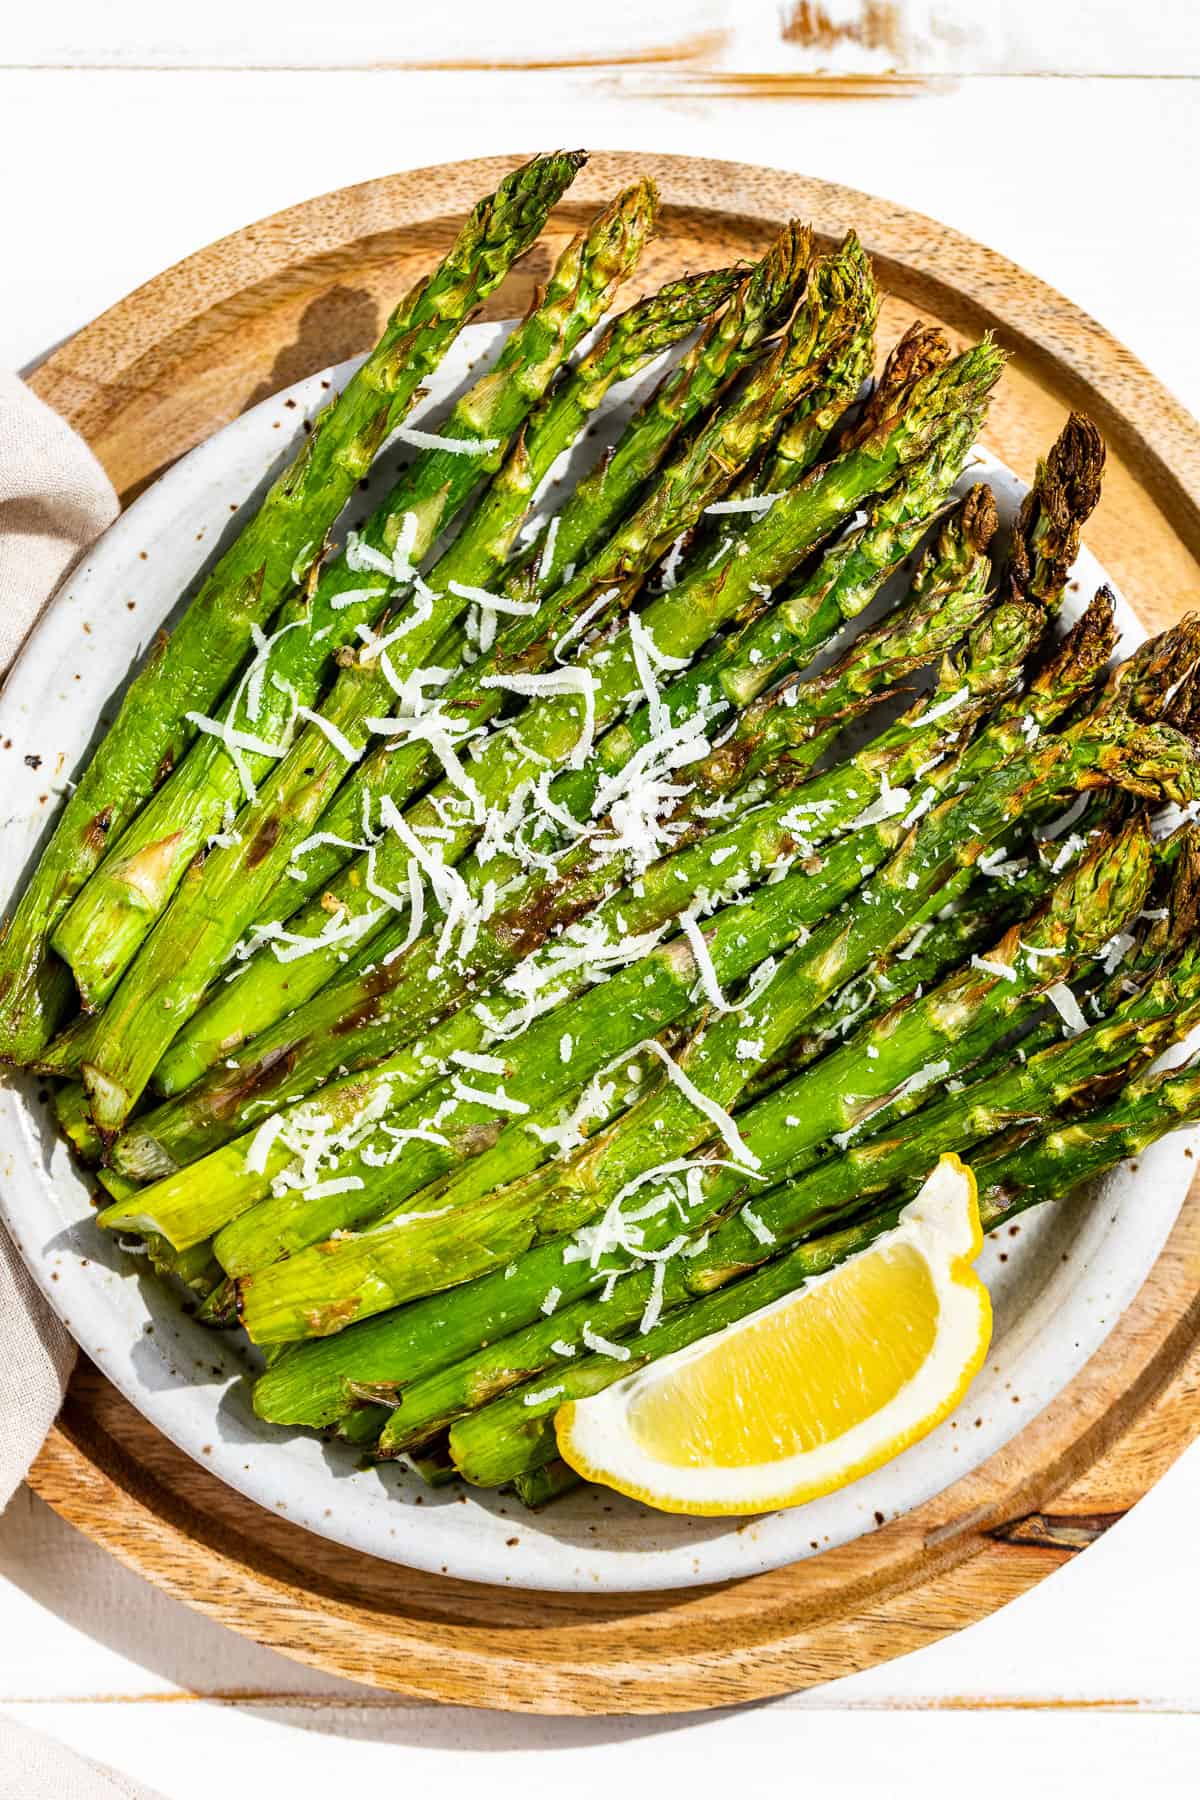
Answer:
[2,324,1195,1593]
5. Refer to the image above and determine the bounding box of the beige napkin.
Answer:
[0,1718,162,1800]
[0,376,159,1798]
[0,372,118,674]
[0,371,117,1507]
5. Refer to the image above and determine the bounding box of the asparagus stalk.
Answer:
[1004,412,1105,608]
[127,499,1008,1176]
[154,336,970,1106]
[513,1461,584,1508]
[100,789,913,1257]
[973,1050,1200,1218]
[553,357,998,817]
[474,236,872,680]
[357,817,1151,1454]
[769,319,942,491]
[138,326,995,1119]
[742,825,1099,1097]
[50,179,659,1011]
[37,263,739,1086]
[623,248,885,598]
[446,959,1200,1490]
[691,480,997,796]
[237,796,1124,1432]
[54,1080,103,1165]
[334,1404,392,1449]
[0,150,586,1065]
[76,239,877,1136]
[233,697,1190,1349]
[526,222,815,591]
[166,261,747,964]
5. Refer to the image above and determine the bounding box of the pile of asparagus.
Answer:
[6,151,1200,1512]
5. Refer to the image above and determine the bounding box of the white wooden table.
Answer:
[2,5,1199,1791]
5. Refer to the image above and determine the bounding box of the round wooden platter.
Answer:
[22,151,1200,1714]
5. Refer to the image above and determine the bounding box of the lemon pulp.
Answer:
[627,1242,939,1468]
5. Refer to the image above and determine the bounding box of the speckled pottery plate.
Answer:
[2,323,1195,1592]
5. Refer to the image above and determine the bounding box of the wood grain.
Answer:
[23,149,1200,1715]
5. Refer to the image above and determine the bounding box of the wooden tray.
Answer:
[23,151,1200,1714]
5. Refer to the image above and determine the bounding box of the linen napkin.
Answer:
[0,1717,162,1800]
[0,374,162,1797]
[0,370,117,1507]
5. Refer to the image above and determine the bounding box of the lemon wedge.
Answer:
[555,1154,992,1516]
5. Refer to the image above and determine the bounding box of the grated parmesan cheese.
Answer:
[1046,981,1088,1036]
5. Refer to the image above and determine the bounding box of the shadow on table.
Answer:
[0,1489,736,1744]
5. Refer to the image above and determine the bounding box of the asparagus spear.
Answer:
[446,962,1200,1490]
[513,1461,584,1508]
[50,179,659,1011]
[526,221,815,592]
[54,1080,103,1166]
[769,319,943,491]
[355,817,1151,1454]
[1004,412,1105,608]
[100,795,913,1256]
[233,693,1192,1349]
[596,244,884,601]
[139,325,993,1118]
[973,1050,1200,1219]
[154,331,970,1105]
[128,496,1006,1173]
[238,796,1121,1432]
[692,480,997,796]
[551,353,999,816]
[334,1404,393,1449]
[743,824,1099,1097]
[37,262,742,1085]
[0,150,586,1066]
[75,249,889,1136]
[267,224,816,911]
[471,237,872,682]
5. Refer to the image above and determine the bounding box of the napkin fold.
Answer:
[0,371,117,1508]
[0,1717,164,1800]
[0,371,118,673]
[0,373,141,1795]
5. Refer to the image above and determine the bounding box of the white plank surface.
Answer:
[4,71,1197,418]
[1,28,1199,1796]
[5,0,1199,75]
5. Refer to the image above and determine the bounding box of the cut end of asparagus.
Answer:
[196,1278,238,1328]
[81,1062,134,1141]
[108,1127,179,1184]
